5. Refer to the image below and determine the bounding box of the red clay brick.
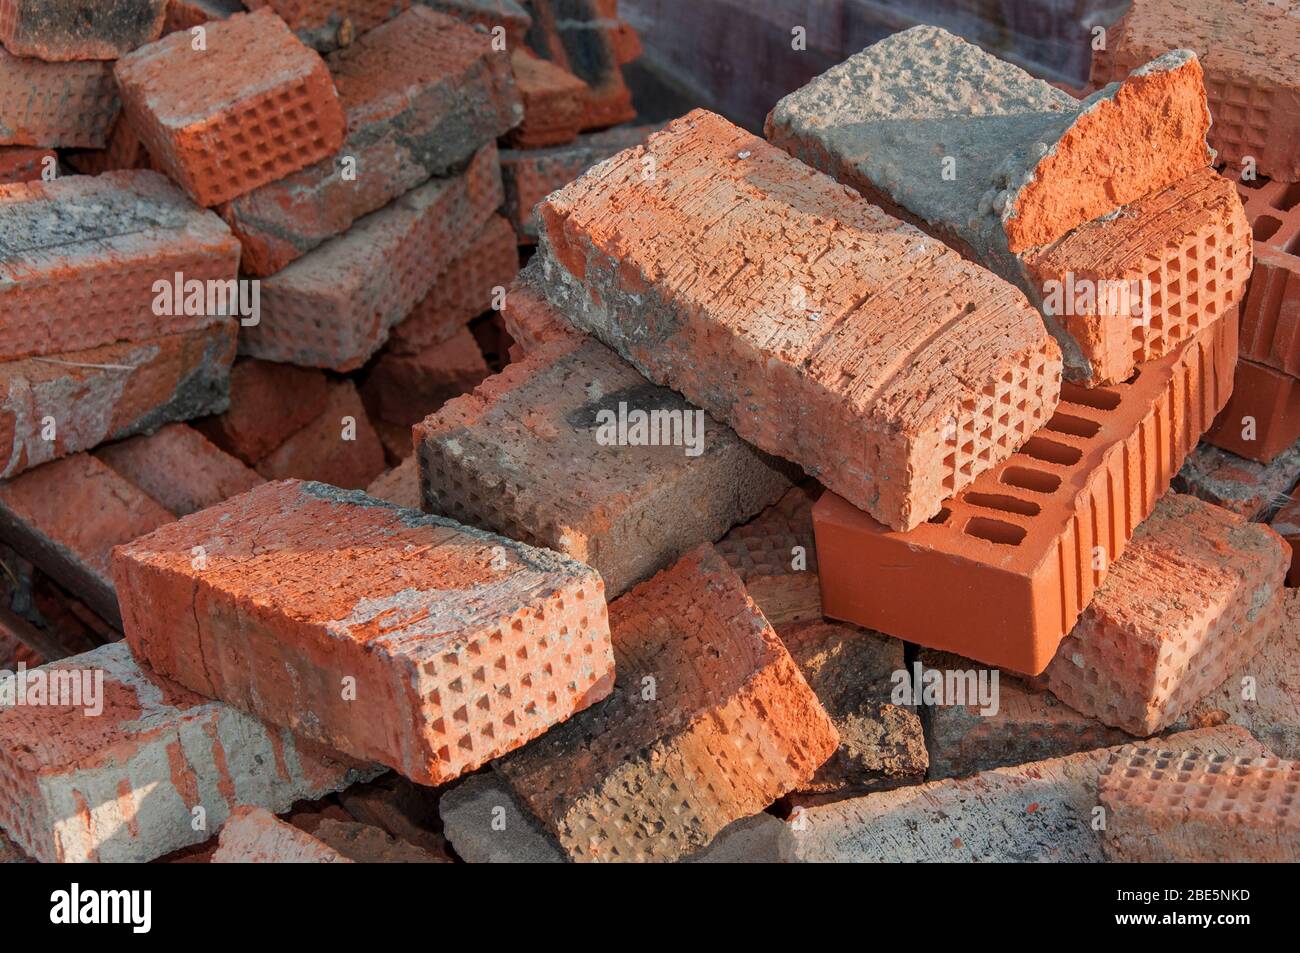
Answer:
[0,453,176,625]
[293,815,448,863]
[496,544,837,862]
[498,259,579,355]
[0,642,370,863]
[1175,439,1300,521]
[254,379,387,490]
[212,807,352,863]
[0,0,166,61]
[0,171,241,361]
[814,314,1238,675]
[1038,493,1290,735]
[424,0,530,48]
[95,423,263,517]
[242,0,409,51]
[417,336,793,598]
[505,49,585,148]
[1091,0,1300,183]
[1099,750,1300,862]
[1272,492,1300,586]
[537,110,1061,532]
[221,9,521,277]
[0,47,118,147]
[364,327,489,430]
[1205,358,1300,463]
[501,123,657,244]
[114,9,347,207]
[193,359,328,467]
[372,417,415,465]
[365,455,419,510]
[1234,175,1300,376]
[524,0,635,131]
[112,478,615,785]
[0,145,52,183]
[241,143,502,371]
[163,0,241,34]
[62,116,151,175]
[388,214,519,355]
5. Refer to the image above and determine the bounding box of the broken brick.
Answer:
[62,115,151,175]
[524,0,635,131]
[536,109,1061,532]
[114,9,347,206]
[0,642,370,863]
[0,0,166,61]
[0,145,52,183]
[423,0,530,49]
[496,544,837,862]
[497,258,580,355]
[1175,438,1300,521]
[192,359,328,467]
[0,48,118,147]
[0,171,241,361]
[212,807,352,863]
[1274,494,1300,585]
[364,327,489,429]
[1205,357,1300,463]
[1234,174,1300,375]
[416,337,794,598]
[814,315,1238,675]
[505,49,585,148]
[253,380,386,491]
[298,816,448,863]
[242,0,410,52]
[164,0,241,34]
[365,456,420,510]
[112,479,616,786]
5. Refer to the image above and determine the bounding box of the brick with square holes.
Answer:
[1232,174,1300,376]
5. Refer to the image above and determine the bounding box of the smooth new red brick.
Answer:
[253,380,386,490]
[1234,175,1300,376]
[0,0,166,61]
[814,314,1238,675]
[113,479,615,785]
[0,47,118,148]
[115,9,347,206]
[1205,357,1300,463]
[536,110,1061,532]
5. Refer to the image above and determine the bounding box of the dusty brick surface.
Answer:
[0,321,236,481]
[715,483,821,629]
[212,807,352,863]
[254,380,386,490]
[95,423,263,517]
[164,0,242,33]
[501,124,657,243]
[1039,493,1289,737]
[0,0,166,61]
[424,0,530,48]
[0,642,370,863]
[335,772,450,856]
[113,479,615,785]
[365,455,420,510]
[364,327,489,430]
[815,315,1238,675]
[506,50,585,148]
[221,9,520,277]
[1234,175,1300,375]
[300,816,448,862]
[537,110,1061,532]
[1275,496,1300,585]
[1091,0,1300,182]
[241,143,502,371]
[193,359,328,467]
[0,453,175,625]
[388,214,519,355]
[1100,750,1300,862]
[1175,438,1300,521]
[0,171,240,361]
[114,9,347,206]
[243,0,409,51]
[496,544,837,862]
[63,116,150,175]
[417,337,794,598]
[0,146,52,184]
[918,649,1130,781]
[498,258,580,355]
[0,47,118,148]
[785,726,1269,862]
[1205,358,1300,464]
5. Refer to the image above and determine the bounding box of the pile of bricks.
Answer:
[0,0,1296,865]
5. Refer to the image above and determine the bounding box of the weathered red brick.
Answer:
[0,145,52,184]
[537,110,1061,532]
[293,815,448,863]
[505,49,585,148]
[242,0,410,51]
[0,171,241,361]
[240,143,502,371]
[363,327,489,430]
[365,455,419,510]
[212,807,352,863]
[815,315,1237,675]
[112,478,616,785]
[497,258,579,355]
[163,0,241,34]
[1175,438,1300,521]
[1205,357,1300,463]
[0,0,166,61]
[253,380,386,490]
[114,9,347,206]
[192,359,328,467]
[524,0,635,131]
[0,320,236,480]
[424,0,530,49]
[1274,492,1300,585]
[62,116,151,175]
[496,544,837,862]
[0,47,118,147]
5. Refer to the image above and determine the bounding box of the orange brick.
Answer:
[1038,493,1289,735]
[0,47,119,147]
[1205,358,1300,463]
[388,214,519,355]
[193,359,328,467]
[1270,491,1300,586]
[416,337,793,598]
[0,145,52,183]
[496,544,837,862]
[62,116,151,175]
[114,9,347,206]
[112,478,616,785]
[1100,750,1300,862]
[254,379,386,490]
[505,49,585,148]
[363,327,489,429]
[241,142,502,371]
[497,259,579,354]
[0,0,166,61]
[1092,0,1300,183]
[536,110,1061,532]
[715,483,821,629]
[0,171,241,361]
[524,0,635,131]
[1233,174,1300,375]
[814,314,1238,675]
[365,454,419,510]
[221,9,521,277]
[95,423,263,517]
[243,0,410,51]
[212,807,352,863]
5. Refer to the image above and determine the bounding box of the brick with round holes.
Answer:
[114,9,346,207]
[813,312,1238,676]
[111,479,616,785]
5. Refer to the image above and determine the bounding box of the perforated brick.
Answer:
[1205,358,1300,463]
[715,483,821,629]
[112,479,615,786]
[1091,0,1300,183]
[0,47,118,148]
[1100,750,1300,862]
[815,314,1238,675]
[1233,175,1300,376]
[536,110,1061,532]
[0,171,241,362]
[0,0,166,61]
[114,9,347,206]
[241,143,502,371]
[496,544,837,862]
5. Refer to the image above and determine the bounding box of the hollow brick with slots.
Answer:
[0,46,119,148]
[1232,174,1300,376]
